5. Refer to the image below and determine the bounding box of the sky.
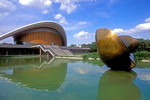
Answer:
[0,0,150,46]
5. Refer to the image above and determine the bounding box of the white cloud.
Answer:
[44,0,52,7]
[135,22,150,30]
[54,0,77,14]
[73,31,92,39]
[60,2,77,14]
[54,0,94,14]
[0,0,16,10]
[113,28,124,33]
[19,0,53,14]
[145,17,150,22]
[0,0,16,17]
[19,0,33,5]
[19,0,52,13]
[54,13,68,24]
[18,0,94,14]
[78,22,88,25]
[19,0,52,7]
[113,17,150,38]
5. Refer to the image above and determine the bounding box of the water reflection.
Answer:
[97,70,141,100]
[0,57,50,67]
[0,58,68,91]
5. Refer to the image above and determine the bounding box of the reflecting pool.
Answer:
[0,57,150,100]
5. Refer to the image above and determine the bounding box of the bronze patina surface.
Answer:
[95,28,139,70]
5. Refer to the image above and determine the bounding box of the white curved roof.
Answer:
[0,21,67,46]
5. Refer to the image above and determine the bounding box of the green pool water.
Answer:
[0,57,150,100]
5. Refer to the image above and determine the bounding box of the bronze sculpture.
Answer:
[95,28,139,71]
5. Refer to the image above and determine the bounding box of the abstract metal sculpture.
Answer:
[96,28,139,71]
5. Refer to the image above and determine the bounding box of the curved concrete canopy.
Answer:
[0,21,67,46]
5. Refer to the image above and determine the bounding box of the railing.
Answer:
[32,44,74,57]
[32,45,55,57]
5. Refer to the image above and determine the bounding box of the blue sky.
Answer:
[0,0,150,46]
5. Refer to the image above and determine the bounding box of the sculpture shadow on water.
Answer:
[97,69,141,100]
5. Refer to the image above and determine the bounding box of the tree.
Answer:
[81,44,88,48]
[137,38,150,52]
[69,44,77,48]
[89,42,97,52]
[81,42,97,52]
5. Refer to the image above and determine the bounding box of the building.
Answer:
[0,21,67,46]
[0,21,91,57]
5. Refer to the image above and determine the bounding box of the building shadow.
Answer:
[97,70,141,100]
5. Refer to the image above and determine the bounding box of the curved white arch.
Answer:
[0,21,67,46]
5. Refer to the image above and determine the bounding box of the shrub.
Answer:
[82,52,99,59]
[134,51,150,60]
[82,54,89,59]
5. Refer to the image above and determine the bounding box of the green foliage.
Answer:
[134,51,150,60]
[137,38,150,52]
[137,38,150,43]
[69,44,77,47]
[82,54,89,59]
[82,52,99,59]
[82,51,150,61]
[81,42,97,52]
